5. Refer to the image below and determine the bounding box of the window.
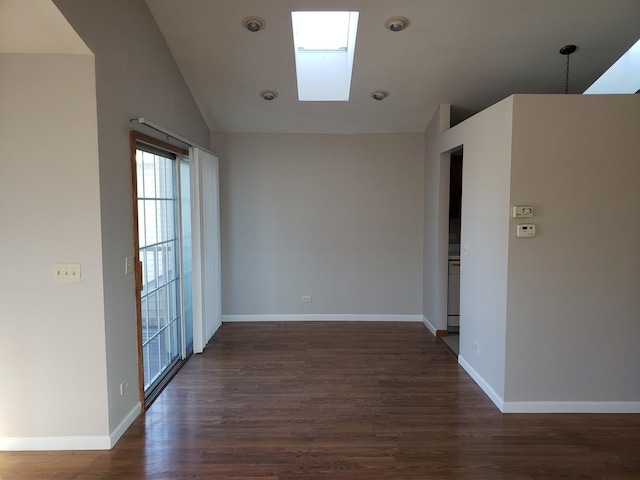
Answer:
[584,38,640,94]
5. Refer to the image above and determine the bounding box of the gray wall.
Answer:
[422,105,451,333]
[504,95,640,405]
[214,133,424,317]
[433,99,514,400]
[423,94,640,410]
[0,53,108,442]
[53,0,209,435]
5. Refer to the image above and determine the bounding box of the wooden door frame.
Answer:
[129,131,188,409]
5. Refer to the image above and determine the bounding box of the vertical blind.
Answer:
[190,147,222,353]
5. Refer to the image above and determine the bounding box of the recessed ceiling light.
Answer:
[260,90,278,101]
[242,16,265,32]
[370,90,389,101]
[385,16,409,32]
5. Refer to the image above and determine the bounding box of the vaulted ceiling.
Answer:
[146,0,640,134]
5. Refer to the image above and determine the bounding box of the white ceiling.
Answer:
[146,0,640,134]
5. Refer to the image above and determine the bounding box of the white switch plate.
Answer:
[53,263,81,283]
[125,256,134,275]
[516,224,536,238]
[463,244,470,257]
[301,295,312,303]
[512,205,534,218]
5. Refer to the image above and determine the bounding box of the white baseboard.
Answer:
[0,402,141,451]
[457,356,640,414]
[457,355,505,412]
[222,314,423,323]
[0,434,111,451]
[422,316,437,336]
[109,402,141,448]
[502,401,640,414]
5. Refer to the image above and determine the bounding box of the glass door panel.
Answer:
[136,149,182,395]
[180,159,194,354]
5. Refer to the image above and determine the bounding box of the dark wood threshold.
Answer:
[437,336,458,358]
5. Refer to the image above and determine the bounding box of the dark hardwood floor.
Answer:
[2,322,639,479]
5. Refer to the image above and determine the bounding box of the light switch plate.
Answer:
[125,256,134,275]
[53,263,81,283]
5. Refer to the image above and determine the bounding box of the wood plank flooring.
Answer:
[1,322,639,479]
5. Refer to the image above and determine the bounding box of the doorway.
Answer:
[444,150,463,355]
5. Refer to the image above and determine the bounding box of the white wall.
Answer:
[504,95,640,407]
[214,133,424,318]
[0,54,108,446]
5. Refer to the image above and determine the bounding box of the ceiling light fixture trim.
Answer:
[242,16,265,32]
[260,90,278,101]
[385,16,409,32]
[370,90,389,101]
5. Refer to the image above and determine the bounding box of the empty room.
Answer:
[1,0,639,478]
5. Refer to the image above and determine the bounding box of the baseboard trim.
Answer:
[422,316,437,336]
[0,402,141,452]
[502,401,640,414]
[457,355,505,412]
[223,314,423,323]
[109,402,141,448]
[0,434,111,451]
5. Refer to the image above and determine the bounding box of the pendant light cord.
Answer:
[559,45,577,94]
[565,54,570,94]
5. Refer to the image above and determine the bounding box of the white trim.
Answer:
[502,401,640,414]
[222,314,423,323]
[109,402,141,448]
[422,315,437,336]
[0,435,111,451]
[457,355,505,412]
[133,117,218,156]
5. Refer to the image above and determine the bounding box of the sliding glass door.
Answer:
[134,138,193,404]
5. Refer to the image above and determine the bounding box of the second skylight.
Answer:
[291,11,359,101]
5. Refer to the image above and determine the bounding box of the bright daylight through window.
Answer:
[584,38,640,94]
[291,11,359,101]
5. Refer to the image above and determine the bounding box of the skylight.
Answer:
[584,38,640,94]
[291,11,359,101]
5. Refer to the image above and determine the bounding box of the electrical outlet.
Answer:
[301,295,312,303]
[120,380,128,395]
[474,341,480,354]
[53,263,81,283]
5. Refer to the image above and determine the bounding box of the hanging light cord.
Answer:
[565,54,571,94]
[559,45,577,94]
